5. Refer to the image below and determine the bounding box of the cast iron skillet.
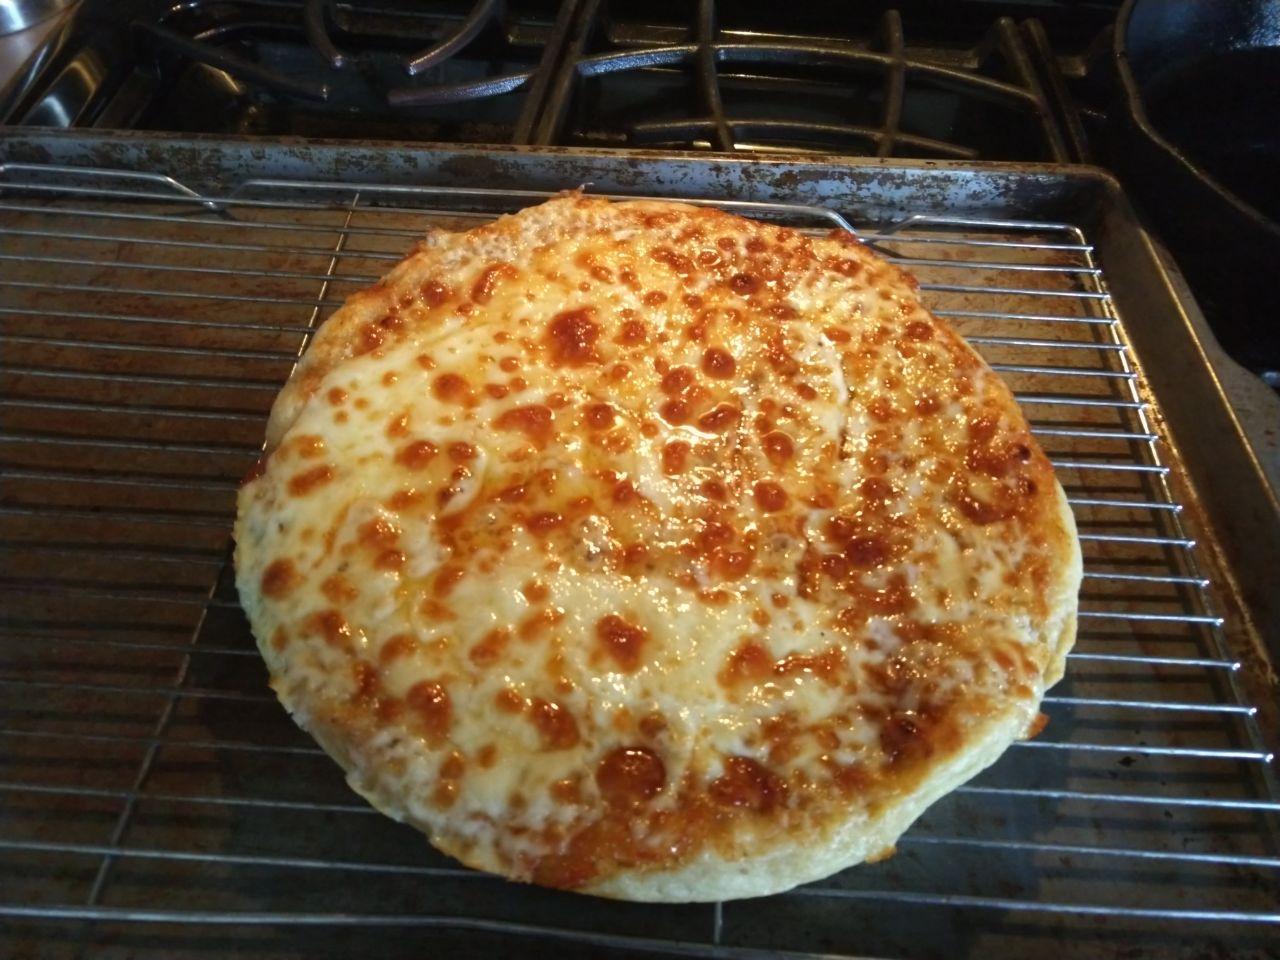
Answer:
[1111,0,1280,369]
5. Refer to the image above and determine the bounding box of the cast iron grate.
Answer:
[6,0,1091,160]
[535,0,1083,157]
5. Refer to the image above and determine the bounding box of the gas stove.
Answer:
[3,0,1121,157]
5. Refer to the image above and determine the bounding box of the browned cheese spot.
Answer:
[448,441,477,463]
[701,346,736,379]
[288,464,334,496]
[260,558,298,598]
[433,373,474,405]
[469,628,510,666]
[494,404,554,447]
[662,440,691,476]
[529,698,580,751]
[421,279,452,306]
[616,319,647,345]
[719,640,771,688]
[595,614,648,672]
[546,308,601,366]
[470,263,518,304]
[753,480,789,513]
[405,680,452,740]
[709,756,788,812]
[379,634,416,664]
[596,746,666,806]
[585,402,615,430]
[307,609,351,649]
[396,439,438,470]
[524,512,565,536]
[294,435,325,458]
[385,412,410,438]
[698,402,741,433]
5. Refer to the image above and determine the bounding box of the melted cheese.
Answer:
[235,195,1079,894]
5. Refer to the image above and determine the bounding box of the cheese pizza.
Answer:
[234,194,1081,901]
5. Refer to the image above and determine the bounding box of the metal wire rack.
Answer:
[1,162,1278,960]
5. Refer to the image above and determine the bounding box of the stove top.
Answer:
[2,0,1119,160]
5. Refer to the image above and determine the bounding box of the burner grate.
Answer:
[535,0,1082,158]
[1,162,1277,959]
[126,1,578,143]
[5,1,1093,159]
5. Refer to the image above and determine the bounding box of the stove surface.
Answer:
[2,0,1120,160]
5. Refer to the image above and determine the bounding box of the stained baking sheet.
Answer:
[1,153,1277,960]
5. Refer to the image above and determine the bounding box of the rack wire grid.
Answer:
[1,162,1277,960]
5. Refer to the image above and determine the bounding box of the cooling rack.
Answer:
[1,163,1277,960]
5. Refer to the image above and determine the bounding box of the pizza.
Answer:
[234,194,1081,901]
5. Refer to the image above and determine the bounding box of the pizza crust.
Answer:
[235,194,1082,902]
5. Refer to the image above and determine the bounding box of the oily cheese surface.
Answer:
[234,195,1081,901]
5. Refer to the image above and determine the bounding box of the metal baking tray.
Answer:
[1,130,1277,960]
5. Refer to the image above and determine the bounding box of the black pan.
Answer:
[1110,0,1280,369]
